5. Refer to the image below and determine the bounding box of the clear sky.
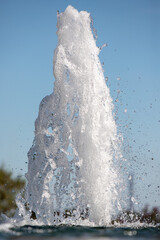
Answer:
[0,0,160,210]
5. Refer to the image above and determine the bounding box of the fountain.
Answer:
[21,5,122,226]
[2,5,160,240]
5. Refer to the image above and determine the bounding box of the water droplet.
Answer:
[131,197,138,204]
[128,175,132,180]
[48,126,53,134]
[105,77,108,83]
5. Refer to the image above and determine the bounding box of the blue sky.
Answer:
[0,0,160,210]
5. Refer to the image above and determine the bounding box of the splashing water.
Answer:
[17,5,122,226]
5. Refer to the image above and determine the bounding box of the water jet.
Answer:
[21,5,121,226]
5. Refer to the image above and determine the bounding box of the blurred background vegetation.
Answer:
[112,206,160,225]
[0,166,25,218]
[0,165,159,225]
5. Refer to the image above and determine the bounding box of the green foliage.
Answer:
[0,167,25,217]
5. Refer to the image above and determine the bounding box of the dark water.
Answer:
[0,225,160,240]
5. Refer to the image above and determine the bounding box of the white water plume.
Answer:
[23,5,122,225]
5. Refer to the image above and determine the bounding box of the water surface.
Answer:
[0,225,160,240]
